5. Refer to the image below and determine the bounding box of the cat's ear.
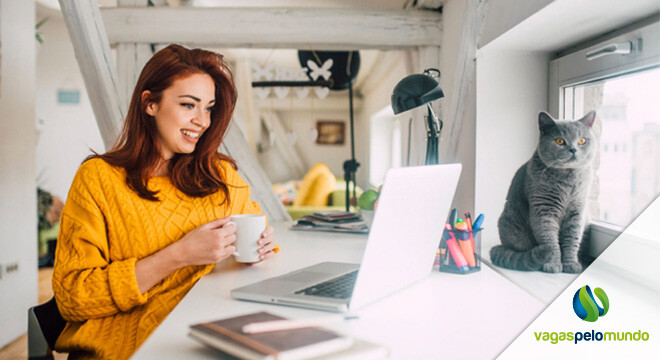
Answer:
[578,111,596,128]
[538,111,556,134]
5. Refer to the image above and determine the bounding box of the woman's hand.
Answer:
[248,225,276,264]
[136,217,236,294]
[170,217,237,267]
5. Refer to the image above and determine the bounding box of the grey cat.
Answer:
[490,111,597,273]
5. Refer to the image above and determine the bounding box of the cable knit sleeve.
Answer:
[53,161,148,322]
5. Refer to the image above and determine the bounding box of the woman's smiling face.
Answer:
[144,73,216,160]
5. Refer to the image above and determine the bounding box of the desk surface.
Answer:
[133,222,546,359]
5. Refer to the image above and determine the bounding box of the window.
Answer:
[550,17,660,255]
[369,106,403,187]
[563,69,659,226]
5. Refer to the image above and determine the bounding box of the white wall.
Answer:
[256,106,353,185]
[475,50,550,249]
[288,108,351,180]
[479,0,553,48]
[0,0,38,348]
[35,13,104,200]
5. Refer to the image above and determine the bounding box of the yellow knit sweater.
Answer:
[53,158,264,359]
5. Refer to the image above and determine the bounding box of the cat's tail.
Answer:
[490,244,552,271]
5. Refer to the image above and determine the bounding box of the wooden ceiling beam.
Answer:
[101,7,442,49]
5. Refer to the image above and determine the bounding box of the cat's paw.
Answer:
[542,262,562,273]
[533,244,554,260]
[562,262,582,273]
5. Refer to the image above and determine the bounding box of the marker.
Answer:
[444,224,469,272]
[439,231,449,265]
[473,214,485,230]
[455,222,476,267]
[465,214,476,254]
[440,247,448,265]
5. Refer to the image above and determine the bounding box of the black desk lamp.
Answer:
[391,68,444,165]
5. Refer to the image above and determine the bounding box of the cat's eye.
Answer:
[578,137,587,145]
[555,138,565,145]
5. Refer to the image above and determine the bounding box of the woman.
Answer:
[52,44,278,359]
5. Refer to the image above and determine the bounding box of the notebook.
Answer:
[231,164,462,312]
[189,311,353,360]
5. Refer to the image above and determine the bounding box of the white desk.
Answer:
[133,222,545,359]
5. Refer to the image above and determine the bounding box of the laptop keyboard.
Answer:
[294,270,359,299]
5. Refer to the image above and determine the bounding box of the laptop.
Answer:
[231,164,462,312]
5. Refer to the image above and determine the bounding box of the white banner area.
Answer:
[498,196,660,359]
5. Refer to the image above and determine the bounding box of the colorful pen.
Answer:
[465,213,475,254]
[454,222,476,267]
[473,214,485,230]
[444,224,469,272]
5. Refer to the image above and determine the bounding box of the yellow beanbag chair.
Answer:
[293,163,336,207]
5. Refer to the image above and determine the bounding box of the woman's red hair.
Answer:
[88,44,238,202]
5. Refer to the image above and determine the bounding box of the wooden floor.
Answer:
[0,268,67,360]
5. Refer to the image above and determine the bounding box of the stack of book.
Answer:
[290,211,368,234]
[188,311,388,360]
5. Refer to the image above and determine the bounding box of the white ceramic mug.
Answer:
[224,214,266,263]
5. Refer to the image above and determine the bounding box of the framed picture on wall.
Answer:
[316,120,345,145]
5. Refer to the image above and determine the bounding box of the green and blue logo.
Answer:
[573,285,609,322]
[534,285,650,344]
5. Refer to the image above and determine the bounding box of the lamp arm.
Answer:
[425,103,442,135]
[425,103,442,165]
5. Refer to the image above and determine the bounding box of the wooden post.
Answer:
[263,112,307,179]
[221,124,291,221]
[116,0,156,112]
[116,43,153,107]
[440,0,488,163]
[58,0,125,149]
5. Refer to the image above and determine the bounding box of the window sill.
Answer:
[588,220,624,258]
[481,220,623,305]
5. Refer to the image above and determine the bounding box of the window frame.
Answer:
[368,106,404,187]
[548,16,660,258]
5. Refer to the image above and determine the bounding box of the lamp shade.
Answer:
[391,72,444,115]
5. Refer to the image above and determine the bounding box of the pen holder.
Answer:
[435,228,481,274]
